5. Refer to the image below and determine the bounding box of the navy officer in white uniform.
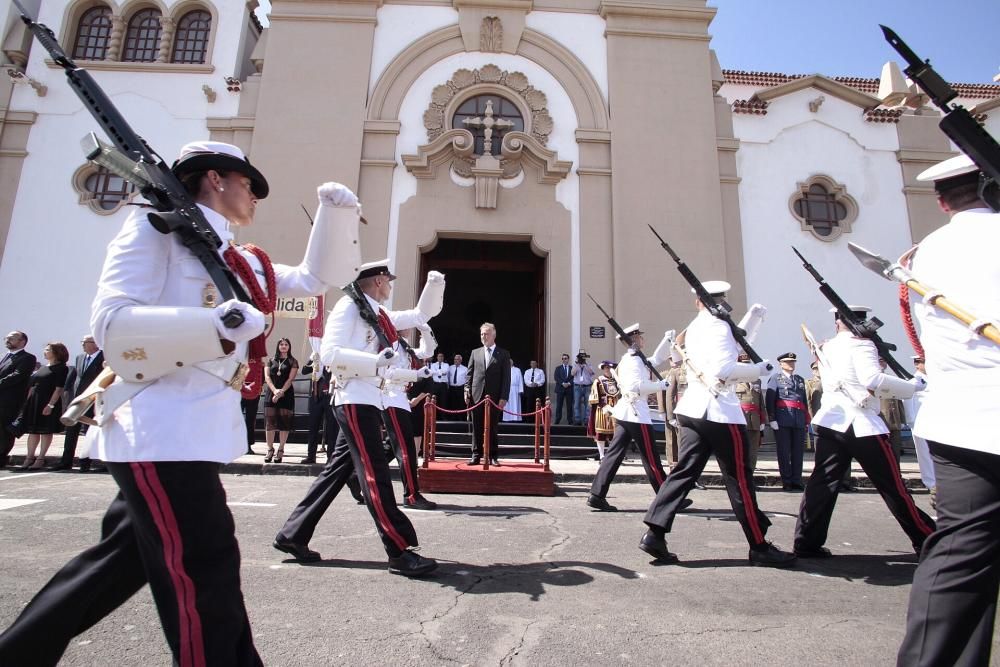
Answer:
[897,154,1000,667]
[641,281,796,567]
[586,323,672,511]
[793,305,934,559]
[0,141,362,666]
[274,260,442,576]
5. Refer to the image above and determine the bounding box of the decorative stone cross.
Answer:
[462,99,514,155]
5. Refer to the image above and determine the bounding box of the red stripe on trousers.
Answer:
[129,463,206,667]
[639,424,665,487]
[728,424,764,545]
[388,408,417,503]
[876,435,934,536]
[345,405,409,551]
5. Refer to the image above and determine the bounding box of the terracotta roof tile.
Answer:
[722,69,1000,99]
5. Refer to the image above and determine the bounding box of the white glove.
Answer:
[759,423,766,432]
[756,360,773,377]
[426,270,445,285]
[769,420,779,430]
[213,299,265,343]
[601,405,613,416]
[650,329,676,365]
[317,182,358,208]
[656,378,670,391]
[385,366,432,382]
[417,366,432,379]
[911,377,927,392]
[375,348,396,368]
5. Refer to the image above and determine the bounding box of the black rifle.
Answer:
[14,0,248,325]
[881,25,1000,211]
[792,247,912,379]
[342,282,405,363]
[587,294,663,381]
[647,225,770,369]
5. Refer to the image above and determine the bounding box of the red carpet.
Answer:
[418,459,555,496]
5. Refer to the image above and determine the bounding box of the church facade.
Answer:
[1,0,997,374]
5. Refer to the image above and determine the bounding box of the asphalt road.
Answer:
[0,471,994,666]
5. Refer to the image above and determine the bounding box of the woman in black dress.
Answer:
[263,338,298,462]
[19,342,70,470]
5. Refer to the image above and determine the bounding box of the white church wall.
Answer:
[389,51,581,348]
[369,5,459,95]
[524,11,608,105]
[734,88,917,370]
[0,0,249,347]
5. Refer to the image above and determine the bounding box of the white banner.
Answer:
[274,296,319,320]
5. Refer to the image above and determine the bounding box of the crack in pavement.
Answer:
[499,619,540,667]
[537,512,572,561]
[648,624,788,639]
[401,574,485,665]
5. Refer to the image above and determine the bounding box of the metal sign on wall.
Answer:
[274,297,319,320]
[589,326,605,338]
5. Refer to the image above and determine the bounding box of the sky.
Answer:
[708,0,999,83]
[254,1,999,85]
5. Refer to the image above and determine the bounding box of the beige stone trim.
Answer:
[363,119,402,134]
[603,28,709,41]
[752,74,880,111]
[268,14,377,23]
[44,59,214,73]
[598,1,715,21]
[575,128,611,143]
[970,96,1000,114]
[896,149,957,163]
[360,158,398,168]
[402,128,476,178]
[501,131,572,183]
[716,137,739,151]
[453,0,533,8]
[576,167,611,176]
[454,0,530,53]
[787,174,858,242]
[368,27,608,131]
[206,116,256,131]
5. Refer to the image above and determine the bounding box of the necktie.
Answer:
[530,370,535,383]
[486,346,493,365]
[83,354,92,373]
[452,367,457,385]
[1,352,10,366]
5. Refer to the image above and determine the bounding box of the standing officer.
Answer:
[897,154,1000,666]
[522,360,546,423]
[428,352,450,414]
[274,261,441,576]
[587,324,673,511]
[552,353,574,424]
[766,352,808,490]
[664,358,687,467]
[793,306,934,558]
[641,281,796,567]
[0,141,361,665]
[446,354,468,412]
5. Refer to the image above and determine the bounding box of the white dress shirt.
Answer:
[910,208,1000,454]
[675,309,747,424]
[448,364,468,386]
[523,367,545,387]
[429,361,449,383]
[89,204,334,463]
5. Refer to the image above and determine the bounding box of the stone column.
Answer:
[895,110,952,244]
[157,16,175,63]
[106,15,125,61]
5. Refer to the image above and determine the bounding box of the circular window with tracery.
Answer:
[451,94,524,157]
[789,175,858,241]
[73,163,138,214]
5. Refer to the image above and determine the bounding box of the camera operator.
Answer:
[571,350,596,426]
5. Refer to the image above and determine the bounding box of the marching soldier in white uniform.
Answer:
[586,324,672,511]
[0,142,362,665]
[793,306,934,558]
[641,281,796,567]
[897,155,1000,667]
[274,261,443,576]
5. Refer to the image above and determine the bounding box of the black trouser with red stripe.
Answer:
[277,403,417,557]
[382,407,422,504]
[795,425,935,552]
[644,415,771,547]
[590,420,667,498]
[0,462,260,667]
[898,442,1000,667]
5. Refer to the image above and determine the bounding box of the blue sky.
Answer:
[254,2,999,84]
[708,0,999,84]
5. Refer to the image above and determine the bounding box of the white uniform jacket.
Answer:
[675,310,747,425]
[323,293,426,410]
[90,205,333,463]
[811,331,889,438]
[911,207,1000,455]
[610,351,658,424]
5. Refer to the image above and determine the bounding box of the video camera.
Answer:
[575,350,590,364]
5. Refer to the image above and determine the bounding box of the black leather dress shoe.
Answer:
[467,455,482,465]
[299,457,316,464]
[639,530,678,563]
[677,498,694,512]
[404,495,437,511]
[748,542,798,568]
[273,539,322,563]
[790,482,805,491]
[47,462,73,472]
[90,465,108,474]
[489,457,499,466]
[388,550,437,577]
[793,545,832,558]
[586,494,618,512]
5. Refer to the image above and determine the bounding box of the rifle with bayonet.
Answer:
[881,25,1000,211]
[648,225,771,370]
[587,294,663,381]
[12,0,249,322]
[792,246,912,379]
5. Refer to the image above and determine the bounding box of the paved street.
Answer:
[0,470,993,666]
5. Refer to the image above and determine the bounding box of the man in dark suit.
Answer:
[552,353,573,424]
[51,336,104,471]
[464,322,511,465]
[0,331,37,468]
